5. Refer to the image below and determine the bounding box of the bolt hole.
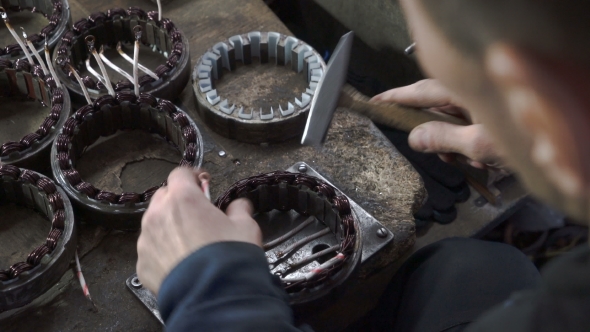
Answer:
[312,243,331,264]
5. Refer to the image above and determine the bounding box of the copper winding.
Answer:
[0,165,66,281]
[0,0,63,57]
[53,91,201,205]
[0,58,66,159]
[215,171,358,292]
[57,7,185,92]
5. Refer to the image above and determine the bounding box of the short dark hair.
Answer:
[419,0,590,63]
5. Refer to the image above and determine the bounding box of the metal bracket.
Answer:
[285,162,394,262]
[126,161,394,323]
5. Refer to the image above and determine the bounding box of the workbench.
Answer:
[0,0,528,331]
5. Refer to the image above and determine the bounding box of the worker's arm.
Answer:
[137,167,305,331]
[371,79,505,169]
[158,242,305,331]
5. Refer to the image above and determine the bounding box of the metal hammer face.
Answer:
[301,32,354,146]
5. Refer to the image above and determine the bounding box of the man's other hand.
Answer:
[137,167,262,295]
[371,79,503,169]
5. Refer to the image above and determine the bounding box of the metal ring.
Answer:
[0,58,72,171]
[0,0,72,62]
[53,7,190,103]
[192,32,326,144]
[50,92,204,229]
[215,171,361,305]
[0,165,77,312]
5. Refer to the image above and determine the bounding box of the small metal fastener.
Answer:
[404,42,416,56]
[298,164,307,173]
[218,150,227,157]
[376,227,388,238]
[131,276,142,288]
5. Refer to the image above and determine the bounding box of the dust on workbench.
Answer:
[0,204,48,268]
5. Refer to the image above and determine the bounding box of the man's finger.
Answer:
[370,79,455,108]
[225,198,254,222]
[409,122,494,163]
[167,167,203,193]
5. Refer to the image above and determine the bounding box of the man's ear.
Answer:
[484,44,590,207]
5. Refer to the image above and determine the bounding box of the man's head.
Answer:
[400,0,590,221]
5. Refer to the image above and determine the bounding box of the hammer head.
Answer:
[301,32,354,146]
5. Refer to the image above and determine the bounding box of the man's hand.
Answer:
[137,167,262,295]
[371,79,503,169]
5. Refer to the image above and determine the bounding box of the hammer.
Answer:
[301,32,468,145]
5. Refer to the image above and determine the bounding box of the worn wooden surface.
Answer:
[0,0,423,331]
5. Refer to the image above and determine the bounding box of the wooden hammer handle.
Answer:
[339,84,469,133]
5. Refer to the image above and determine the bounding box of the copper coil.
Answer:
[72,18,92,33]
[62,118,79,136]
[55,134,70,152]
[74,104,94,121]
[94,94,118,109]
[173,112,189,127]
[154,64,169,77]
[63,169,82,186]
[32,65,45,78]
[36,177,57,195]
[20,132,42,148]
[48,193,64,210]
[49,104,63,121]
[127,7,147,19]
[37,117,57,135]
[142,186,159,202]
[138,93,157,106]
[15,59,31,72]
[146,11,158,22]
[182,126,197,144]
[315,182,336,198]
[166,53,180,68]
[294,175,317,189]
[117,91,137,103]
[48,14,60,26]
[118,192,141,204]
[51,209,66,229]
[161,19,175,30]
[28,33,43,44]
[171,42,183,56]
[0,58,13,69]
[89,12,107,23]
[52,87,63,103]
[45,76,57,89]
[26,245,50,265]
[183,143,196,161]
[107,7,127,18]
[40,24,55,38]
[96,191,119,204]
[1,141,24,157]
[115,80,134,91]
[179,159,192,167]
[158,99,176,115]
[62,30,76,44]
[46,228,62,250]
[82,76,98,89]
[332,195,351,215]
[5,44,22,55]
[75,182,98,198]
[138,75,155,87]
[96,80,106,90]
[9,262,33,278]
[0,164,21,179]
[19,169,40,184]
[57,152,70,170]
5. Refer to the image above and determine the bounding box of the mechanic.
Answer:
[136,0,590,331]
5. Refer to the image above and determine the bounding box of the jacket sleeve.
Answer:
[158,241,306,332]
